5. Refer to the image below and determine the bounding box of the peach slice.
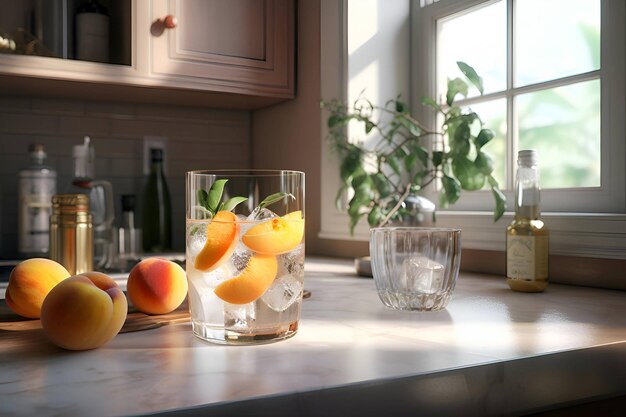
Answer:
[242,210,304,255]
[214,254,278,304]
[194,211,239,271]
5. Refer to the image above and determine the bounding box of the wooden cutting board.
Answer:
[0,298,191,334]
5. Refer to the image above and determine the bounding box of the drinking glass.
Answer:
[370,227,461,311]
[186,170,305,344]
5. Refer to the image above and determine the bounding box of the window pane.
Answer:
[437,0,506,98]
[468,99,507,189]
[515,0,600,87]
[517,80,600,188]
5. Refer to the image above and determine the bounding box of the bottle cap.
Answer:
[122,194,136,212]
[150,148,164,162]
[518,149,537,167]
[28,144,46,159]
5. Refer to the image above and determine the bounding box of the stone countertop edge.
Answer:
[0,256,625,417]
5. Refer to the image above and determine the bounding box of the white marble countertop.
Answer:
[1,257,625,416]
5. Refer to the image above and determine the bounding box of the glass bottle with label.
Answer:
[142,148,172,252]
[18,144,57,258]
[506,150,549,292]
[68,136,114,270]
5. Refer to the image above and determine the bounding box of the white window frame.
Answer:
[320,0,626,261]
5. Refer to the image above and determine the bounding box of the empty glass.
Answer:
[370,227,461,311]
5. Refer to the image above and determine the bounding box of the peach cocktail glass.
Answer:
[186,170,305,344]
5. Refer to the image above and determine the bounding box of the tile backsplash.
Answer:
[0,96,251,258]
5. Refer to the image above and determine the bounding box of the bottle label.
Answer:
[18,177,55,254]
[506,235,549,280]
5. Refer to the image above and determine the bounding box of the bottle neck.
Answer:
[515,165,540,220]
[150,160,164,175]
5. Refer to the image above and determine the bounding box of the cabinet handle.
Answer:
[163,15,178,29]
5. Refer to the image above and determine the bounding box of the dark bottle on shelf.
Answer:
[75,0,109,63]
[143,148,172,252]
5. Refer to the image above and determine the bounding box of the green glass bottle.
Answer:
[142,149,172,252]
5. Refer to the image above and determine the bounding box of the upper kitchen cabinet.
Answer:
[0,0,295,109]
[150,0,295,101]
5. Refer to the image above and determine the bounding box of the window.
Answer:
[413,0,625,214]
[320,0,626,261]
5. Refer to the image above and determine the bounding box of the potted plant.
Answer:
[322,62,506,235]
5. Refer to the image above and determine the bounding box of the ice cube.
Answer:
[261,273,303,312]
[224,302,256,329]
[232,243,252,272]
[187,262,237,289]
[247,207,279,221]
[187,278,224,324]
[277,243,304,277]
[402,256,445,294]
[186,223,207,260]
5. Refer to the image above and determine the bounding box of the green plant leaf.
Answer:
[488,175,506,221]
[387,154,402,177]
[368,206,383,227]
[399,116,421,137]
[259,192,294,209]
[452,157,485,190]
[457,61,484,95]
[475,129,495,149]
[446,77,468,106]
[475,151,494,175]
[412,170,428,189]
[395,99,407,113]
[328,114,343,128]
[208,179,228,213]
[197,189,210,212]
[421,96,442,112]
[441,174,461,205]
[452,122,471,156]
[220,196,248,212]
[365,121,375,134]
[349,212,365,235]
[432,151,444,167]
[335,184,348,211]
[340,146,362,183]
[372,173,392,198]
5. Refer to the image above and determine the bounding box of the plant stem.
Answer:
[378,184,412,228]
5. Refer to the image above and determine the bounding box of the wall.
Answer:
[252,0,368,257]
[0,96,251,258]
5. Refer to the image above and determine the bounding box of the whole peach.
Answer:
[5,258,71,318]
[40,272,128,351]
[127,258,188,315]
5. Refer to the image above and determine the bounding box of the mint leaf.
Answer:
[197,189,210,211]
[208,179,228,213]
[258,192,295,209]
[221,196,248,212]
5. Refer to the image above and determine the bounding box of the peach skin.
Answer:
[5,258,71,319]
[127,258,188,315]
[40,272,128,351]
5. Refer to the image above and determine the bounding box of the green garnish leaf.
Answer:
[258,192,295,209]
[208,179,228,213]
[197,189,210,211]
[221,196,248,213]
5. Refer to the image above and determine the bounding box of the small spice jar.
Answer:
[50,194,93,275]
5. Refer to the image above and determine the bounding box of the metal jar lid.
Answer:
[52,194,90,214]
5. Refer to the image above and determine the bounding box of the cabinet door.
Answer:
[150,0,294,99]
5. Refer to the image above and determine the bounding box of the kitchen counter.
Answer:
[1,257,625,416]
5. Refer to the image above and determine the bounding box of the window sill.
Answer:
[319,210,626,260]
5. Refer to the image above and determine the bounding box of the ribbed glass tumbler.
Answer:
[370,227,461,311]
